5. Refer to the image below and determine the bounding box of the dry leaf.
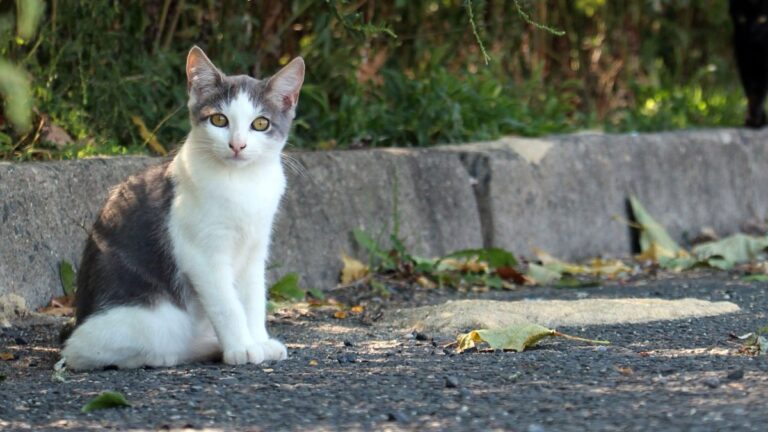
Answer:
[416,275,437,289]
[440,257,489,273]
[334,310,348,319]
[634,241,681,262]
[350,305,364,314]
[340,253,370,285]
[456,323,609,353]
[38,294,75,317]
[0,352,15,361]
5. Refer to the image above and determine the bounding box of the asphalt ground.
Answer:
[1,273,767,431]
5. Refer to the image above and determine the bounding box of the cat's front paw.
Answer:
[260,338,288,361]
[222,340,287,365]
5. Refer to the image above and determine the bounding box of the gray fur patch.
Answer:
[74,161,185,324]
[188,74,294,142]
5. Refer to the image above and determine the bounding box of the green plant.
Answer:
[0,1,746,161]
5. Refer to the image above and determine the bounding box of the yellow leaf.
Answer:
[340,254,369,284]
[0,352,15,361]
[416,275,437,289]
[440,257,489,273]
[130,115,168,156]
[334,310,348,319]
[456,323,609,353]
[533,249,631,277]
[634,241,685,261]
[584,258,632,277]
[309,359,318,366]
[350,305,364,314]
[628,196,688,261]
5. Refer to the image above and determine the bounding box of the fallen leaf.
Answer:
[693,233,768,264]
[350,305,364,314]
[38,294,75,317]
[533,250,630,277]
[629,196,688,261]
[81,391,131,413]
[309,359,318,366]
[629,196,682,253]
[525,264,561,285]
[130,115,167,156]
[455,323,610,353]
[0,352,15,361]
[340,253,370,285]
[438,257,489,273]
[456,323,555,353]
[495,265,527,283]
[416,275,437,289]
[334,310,348,319]
[742,261,768,274]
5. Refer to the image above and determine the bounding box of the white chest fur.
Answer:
[168,143,286,278]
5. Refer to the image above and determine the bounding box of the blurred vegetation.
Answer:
[0,0,744,160]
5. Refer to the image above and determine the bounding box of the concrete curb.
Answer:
[2,128,768,308]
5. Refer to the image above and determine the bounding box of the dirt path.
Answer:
[1,275,767,431]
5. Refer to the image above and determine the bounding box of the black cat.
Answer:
[730,0,768,128]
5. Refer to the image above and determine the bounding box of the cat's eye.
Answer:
[251,116,270,131]
[209,114,228,127]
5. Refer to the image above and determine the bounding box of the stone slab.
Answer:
[387,298,741,335]
[0,150,483,309]
[270,148,483,290]
[443,129,768,260]
[0,158,156,310]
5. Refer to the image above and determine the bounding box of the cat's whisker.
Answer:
[281,153,306,177]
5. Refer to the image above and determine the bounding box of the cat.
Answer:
[61,46,305,370]
[730,0,768,128]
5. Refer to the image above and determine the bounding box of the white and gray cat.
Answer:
[61,46,304,370]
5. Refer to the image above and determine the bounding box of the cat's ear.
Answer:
[266,57,305,113]
[186,46,223,93]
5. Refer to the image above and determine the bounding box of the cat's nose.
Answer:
[228,141,247,155]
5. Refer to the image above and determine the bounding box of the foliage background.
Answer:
[0,0,742,160]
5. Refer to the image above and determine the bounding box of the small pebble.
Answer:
[343,340,354,347]
[386,411,409,423]
[702,377,721,389]
[445,376,459,388]
[414,332,429,341]
[14,337,27,345]
[726,369,744,381]
[336,353,357,364]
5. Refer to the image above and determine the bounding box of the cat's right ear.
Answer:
[186,46,222,94]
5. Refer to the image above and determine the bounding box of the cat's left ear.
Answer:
[266,57,305,113]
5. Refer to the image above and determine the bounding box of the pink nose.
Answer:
[229,141,247,155]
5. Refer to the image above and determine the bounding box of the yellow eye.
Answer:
[251,116,270,131]
[209,114,228,127]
